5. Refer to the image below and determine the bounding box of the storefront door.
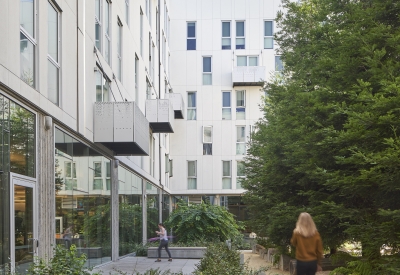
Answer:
[10,173,38,274]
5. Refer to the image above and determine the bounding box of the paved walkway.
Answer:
[93,251,331,275]
[92,256,200,274]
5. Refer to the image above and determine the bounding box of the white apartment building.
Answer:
[0,0,281,273]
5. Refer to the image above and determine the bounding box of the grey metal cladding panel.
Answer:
[114,102,134,142]
[134,104,150,155]
[94,102,114,142]
[165,93,182,110]
[145,99,158,122]
[157,99,172,123]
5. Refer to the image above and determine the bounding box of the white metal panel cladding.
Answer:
[158,99,172,123]
[94,102,114,142]
[145,99,158,122]
[165,93,185,119]
[114,102,134,142]
[145,99,174,132]
[134,103,150,154]
[93,102,150,155]
[232,66,266,85]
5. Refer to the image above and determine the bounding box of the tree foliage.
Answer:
[165,201,244,243]
[242,0,400,272]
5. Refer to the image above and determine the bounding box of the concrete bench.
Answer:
[147,247,206,259]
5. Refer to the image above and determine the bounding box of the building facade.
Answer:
[0,0,281,273]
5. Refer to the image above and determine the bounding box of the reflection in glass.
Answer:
[118,167,143,256]
[20,0,34,37]
[20,33,35,87]
[48,3,58,62]
[55,129,111,268]
[14,185,34,274]
[146,182,159,240]
[48,60,59,105]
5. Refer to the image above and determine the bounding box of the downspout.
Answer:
[158,0,163,223]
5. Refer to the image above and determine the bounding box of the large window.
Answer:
[236,21,245,49]
[20,0,36,87]
[264,21,273,49]
[203,126,212,155]
[117,19,122,81]
[188,161,197,189]
[187,22,196,50]
[237,56,258,66]
[236,126,246,155]
[222,21,231,49]
[95,0,102,51]
[237,161,245,189]
[236,90,246,120]
[95,70,110,102]
[48,1,60,105]
[222,91,231,120]
[222,161,232,189]
[55,128,111,267]
[187,92,196,120]
[104,0,110,64]
[203,56,212,85]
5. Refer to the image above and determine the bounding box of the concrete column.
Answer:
[142,179,147,244]
[159,188,163,223]
[37,115,55,259]
[111,160,119,261]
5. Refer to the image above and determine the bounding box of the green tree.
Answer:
[243,0,400,272]
[165,201,244,243]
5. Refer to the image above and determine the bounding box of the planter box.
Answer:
[147,247,206,259]
[278,254,292,271]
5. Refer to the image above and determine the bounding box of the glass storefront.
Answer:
[146,182,159,240]
[55,128,111,268]
[220,196,248,222]
[162,191,170,223]
[0,95,35,273]
[118,166,143,256]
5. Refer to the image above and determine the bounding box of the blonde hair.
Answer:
[294,212,317,237]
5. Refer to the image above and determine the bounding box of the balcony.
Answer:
[165,93,185,119]
[145,99,174,133]
[94,102,149,156]
[232,66,266,87]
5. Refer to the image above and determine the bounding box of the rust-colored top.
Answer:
[290,231,323,265]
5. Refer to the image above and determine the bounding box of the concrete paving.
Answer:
[92,256,200,275]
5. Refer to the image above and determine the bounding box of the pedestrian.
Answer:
[155,223,172,262]
[290,212,323,275]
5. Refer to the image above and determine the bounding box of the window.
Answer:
[236,126,246,155]
[149,34,154,80]
[237,161,245,189]
[125,0,129,26]
[48,1,60,105]
[165,154,170,173]
[187,92,196,120]
[150,134,155,176]
[222,161,231,189]
[203,126,212,155]
[20,0,36,87]
[140,9,143,57]
[222,91,231,120]
[93,161,103,190]
[187,22,196,50]
[106,161,111,190]
[95,0,102,51]
[237,56,258,66]
[203,56,212,85]
[117,19,122,81]
[104,0,111,64]
[236,90,245,119]
[64,162,77,190]
[275,56,283,71]
[222,21,231,49]
[95,70,110,102]
[135,54,139,102]
[264,21,273,49]
[236,21,245,49]
[188,161,197,189]
[146,79,152,99]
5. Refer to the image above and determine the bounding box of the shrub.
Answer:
[194,242,267,275]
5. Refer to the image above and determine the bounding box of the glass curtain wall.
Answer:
[162,191,169,223]
[220,196,248,222]
[0,95,35,272]
[55,129,111,268]
[146,182,159,240]
[118,166,142,256]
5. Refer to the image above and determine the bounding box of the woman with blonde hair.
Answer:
[291,212,324,275]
